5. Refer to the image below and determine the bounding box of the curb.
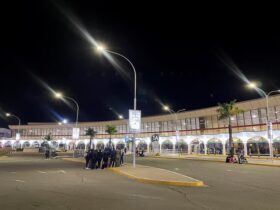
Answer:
[152,156,280,167]
[108,167,204,187]
[62,158,204,187]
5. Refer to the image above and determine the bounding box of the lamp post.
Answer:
[248,82,280,161]
[6,113,21,140]
[97,45,138,168]
[55,92,80,156]
[163,106,186,155]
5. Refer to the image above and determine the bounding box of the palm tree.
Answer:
[105,125,117,148]
[43,133,53,148]
[85,128,97,150]
[217,100,243,157]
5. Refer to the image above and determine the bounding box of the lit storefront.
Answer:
[2,95,280,156]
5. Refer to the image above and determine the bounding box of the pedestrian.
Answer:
[85,150,90,169]
[87,149,94,169]
[97,149,103,169]
[45,149,50,159]
[124,147,127,154]
[91,149,98,169]
[120,149,124,165]
[109,148,116,167]
[102,149,109,169]
[115,148,121,167]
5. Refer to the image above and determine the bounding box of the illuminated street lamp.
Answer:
[247,82,280,161]
[6,113,21,140]
[54,92,80,156]
[163,106,186,155]
[54,92,79,128]
[96,44,138,168]
[119,115,124,119]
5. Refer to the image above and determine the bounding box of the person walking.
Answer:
[91,149,98,169]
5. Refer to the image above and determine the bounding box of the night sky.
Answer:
[1,1,280,127]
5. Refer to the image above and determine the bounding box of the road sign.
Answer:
[129,110,141,132]
[151,134,159,142]
[72,128,80,139]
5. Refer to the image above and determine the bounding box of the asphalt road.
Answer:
[0,154,280,210]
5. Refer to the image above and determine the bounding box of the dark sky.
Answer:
[1,1,280,127]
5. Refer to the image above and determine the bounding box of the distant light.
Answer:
[63,119,68,124]
[163,105,170,111]
[248,82,257,89]
[96,45,105,52]
[6,113,11,117]
[252,114,257,118]
[55,92,63,98]
[119,115,123,119]
[58,122,62,125]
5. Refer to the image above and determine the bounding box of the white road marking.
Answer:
[59,170,66,174]
[12,179,25,183]
[38,171,47,173]
[227,169,232,172]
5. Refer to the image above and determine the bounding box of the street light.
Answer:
[54,92,79,128]
[54,92,80,156]
[247,82,280,161]
[96,45,138,168]
[163,106,186,155]
[6,113,21,140]
[119,115,124,119]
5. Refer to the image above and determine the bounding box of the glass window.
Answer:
[244,111,252,125]
[237,113,245,126]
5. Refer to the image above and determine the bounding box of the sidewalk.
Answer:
[62,158,204,187]
[155,154,280,167]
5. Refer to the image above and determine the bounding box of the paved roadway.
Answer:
[0,154,280,210]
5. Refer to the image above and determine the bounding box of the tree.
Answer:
[105,125,117,148]
[85,128,97,150]
[217,100,243,157]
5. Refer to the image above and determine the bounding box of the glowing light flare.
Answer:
[6,113,11,117]
[163,105,170,111]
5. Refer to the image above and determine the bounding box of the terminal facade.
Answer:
[2,95,280,156]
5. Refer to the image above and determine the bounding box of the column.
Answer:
[147,143,150,153]
[159,143,162,154]
[188,143,191,154]
[204,144,207,155]
[173,143,176,154]
[244,142,248,156]
[223,142,226,155]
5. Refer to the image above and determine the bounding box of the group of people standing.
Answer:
[85,147,125,169]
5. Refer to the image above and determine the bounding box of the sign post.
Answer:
[129,110,141,168]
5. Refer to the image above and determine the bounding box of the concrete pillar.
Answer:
[147,143,150,153]
[159,143,162,154]
[244,142,248,156]
[204,144,207,155]
[223,142,226,155]
[173,143,176,154]
[188,143,191,154]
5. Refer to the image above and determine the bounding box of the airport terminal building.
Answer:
[2,95,280,157]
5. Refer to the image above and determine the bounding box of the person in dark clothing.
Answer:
[97,149,103,169]
[120,149,124,165]
[87,149,94,169]
[109,148,116,167]
[102,149,109,169]
[45,149,50,159]
[91,149,98,169]
[85,150,90,169]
